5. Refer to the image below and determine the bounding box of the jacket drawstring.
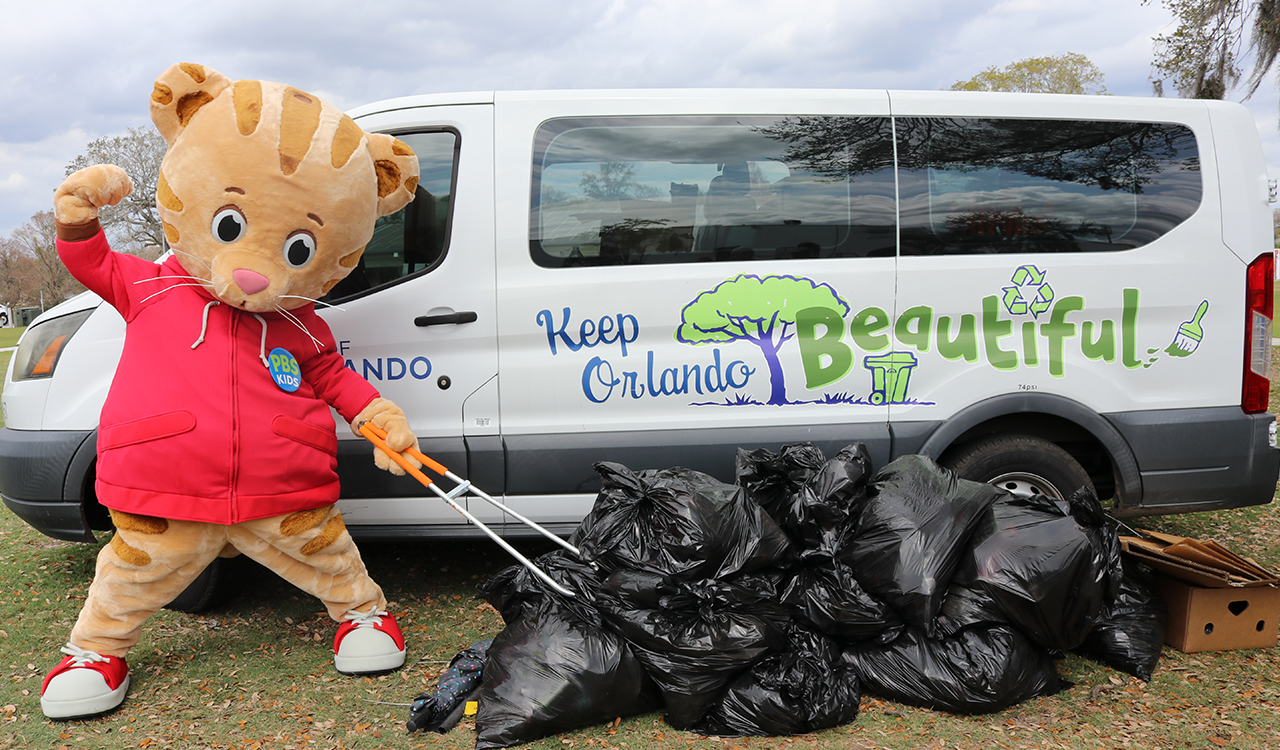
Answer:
[252,313,270,369]
[192,301,220,349]
[191,302,270,370]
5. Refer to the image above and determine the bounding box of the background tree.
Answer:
[0,237,40,312]
[10,211,85,307]
[66,126,167,257]
[950,52,1108,94]
[1145,1,1280,103]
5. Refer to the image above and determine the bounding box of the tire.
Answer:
[944,434,1094,501]
[163,555,247,613]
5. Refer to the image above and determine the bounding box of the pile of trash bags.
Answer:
[462,445,1167,747]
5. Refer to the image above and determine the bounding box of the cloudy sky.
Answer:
[3,0,1278,238]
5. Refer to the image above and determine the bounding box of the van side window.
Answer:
[321,130,459,302]
[530,116,896,267]
[896,118,1201,255]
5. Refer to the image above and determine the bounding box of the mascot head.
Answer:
[149,62,419,312]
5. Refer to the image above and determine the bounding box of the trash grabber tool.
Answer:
[359,422,579,597]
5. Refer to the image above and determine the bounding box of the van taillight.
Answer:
[1243,253,1274,413]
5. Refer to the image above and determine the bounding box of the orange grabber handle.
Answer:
[360,419,450,473]
[358,422,446,485]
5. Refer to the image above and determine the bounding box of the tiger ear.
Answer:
[365,133,421,217]
[150,63,233,145]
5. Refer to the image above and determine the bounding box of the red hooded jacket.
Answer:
[58,229,379,524]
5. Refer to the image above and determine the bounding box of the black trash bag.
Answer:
[1073,560,1166,681]
[695,622,861,737]
[936,488,1124,651]
[842,455,1003,633]
[599,572,791,730]
[736,443,873,554]
[842,624,1062,714]
[407,639,492,734]
[478,549,603,625]
[474,590,661,749]
[781,556,903,645]
[572,462,793,581]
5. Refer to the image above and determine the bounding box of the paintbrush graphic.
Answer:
[1165,300,1209,357]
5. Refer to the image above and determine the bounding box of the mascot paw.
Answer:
[353,397,421,476]
[54,165,133,226]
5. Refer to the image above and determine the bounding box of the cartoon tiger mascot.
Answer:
[41,62,422,720]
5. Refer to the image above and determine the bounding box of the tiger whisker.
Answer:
[280,294,346,312]
[274,304,325,353]
[170,248,224,281]
[139,282,216,305]
[133,274,211,285]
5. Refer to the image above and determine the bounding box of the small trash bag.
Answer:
[599,572,791,730]
[1073,560,1166,681]
[781,556,903,645]
[694,622,861,737]
[474,591,661,749]
[842,455,1003,633]
[842,624,1062,714]
[736,443,872,553]
[572,463,793,581]
[407,639,491,734]
[937,488,1124,651]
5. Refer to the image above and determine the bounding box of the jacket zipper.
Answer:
[228,310,240,523]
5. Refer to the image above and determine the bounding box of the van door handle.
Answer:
[415,311,478,327]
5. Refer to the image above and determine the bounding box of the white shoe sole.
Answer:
[334,648,406,675]
[41,674,130,720]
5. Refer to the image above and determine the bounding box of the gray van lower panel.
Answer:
[1105,407,1278,515]
[0,427,97,542]
[503,423,892,496]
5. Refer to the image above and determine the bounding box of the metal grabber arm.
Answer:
[358,422,579,597]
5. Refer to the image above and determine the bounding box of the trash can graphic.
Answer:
[863,351,919,405]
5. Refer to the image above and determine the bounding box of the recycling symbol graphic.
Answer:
[1001,265,1054,318]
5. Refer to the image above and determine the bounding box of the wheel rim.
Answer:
[987,471,1063,500]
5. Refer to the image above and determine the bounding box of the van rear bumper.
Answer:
[1106,407,1280,517]
[0,427,99,542]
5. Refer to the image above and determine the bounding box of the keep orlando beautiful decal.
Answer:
[535,266,1207,407]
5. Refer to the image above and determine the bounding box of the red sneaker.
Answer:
[334,608,406,674]
[40,645,130,720]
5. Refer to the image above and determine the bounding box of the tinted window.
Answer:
[530,116,897,267]
[322,130,458,302]
[895,118,1201,255]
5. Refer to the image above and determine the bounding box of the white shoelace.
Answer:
[344,608,389,627]
[60,643,109,666]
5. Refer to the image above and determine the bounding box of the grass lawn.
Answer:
[0,345,1278,749]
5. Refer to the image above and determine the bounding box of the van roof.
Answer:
[346,88,1240,127]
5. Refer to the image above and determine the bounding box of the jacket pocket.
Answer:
[271,415,338,454]
[99,410,197,450]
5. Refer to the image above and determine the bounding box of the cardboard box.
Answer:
[1120,529,1279,589]
[1120,530,1280,652]
[1155,575,1280,652]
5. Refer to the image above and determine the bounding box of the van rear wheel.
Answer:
[944,434,1094,501]
[163,555,246,613]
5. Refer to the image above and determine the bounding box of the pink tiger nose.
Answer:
[232,269,270,295]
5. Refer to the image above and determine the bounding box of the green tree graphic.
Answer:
[676,274,849,405]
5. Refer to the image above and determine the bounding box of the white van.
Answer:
[3,89,1277,567]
